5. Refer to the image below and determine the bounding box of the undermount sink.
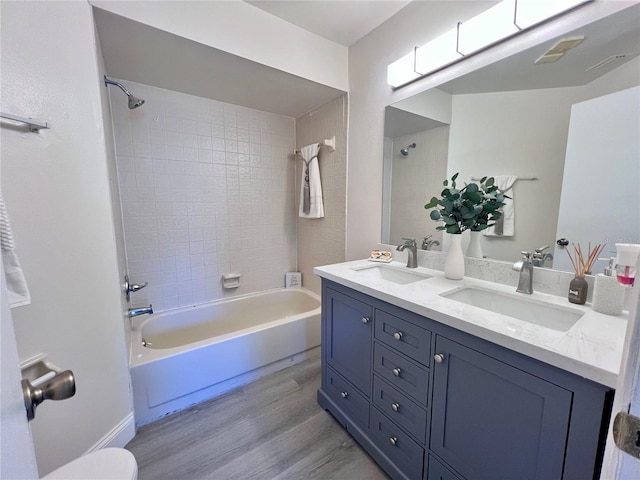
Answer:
[353,264,432,285]
[441,287,583,332]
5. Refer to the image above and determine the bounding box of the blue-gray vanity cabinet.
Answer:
[324,286,373,396]
[317,280,613,480]
[431,335,572,480]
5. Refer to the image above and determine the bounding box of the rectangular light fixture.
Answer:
[457,0,519,55]
[415,28,462,75]
[387,49,421,88]
[515,0,591,30]
[387,0,593,88]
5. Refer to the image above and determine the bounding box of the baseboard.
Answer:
[85,412,135,453]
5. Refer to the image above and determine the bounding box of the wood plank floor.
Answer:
[126,355,390,480]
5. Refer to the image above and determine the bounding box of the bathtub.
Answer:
[129,287,321,425]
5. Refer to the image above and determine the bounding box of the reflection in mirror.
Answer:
[382,4,640,273]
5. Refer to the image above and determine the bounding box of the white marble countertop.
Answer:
[314,259,627,388]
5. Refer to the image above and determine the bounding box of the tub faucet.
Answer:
[127,305,153,318]
[397,238,418,268]
[512,252,534,294]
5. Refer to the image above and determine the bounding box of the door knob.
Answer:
[434,353,445,364]
[393,332,403,341]
[22,370,76,421]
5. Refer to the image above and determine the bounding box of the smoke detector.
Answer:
[535,35,585,64]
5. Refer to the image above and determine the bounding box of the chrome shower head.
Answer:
[104,75,145,109]
[400,143,416,156]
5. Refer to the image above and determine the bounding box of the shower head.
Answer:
[104,75,145,109]
[400,143,416,156]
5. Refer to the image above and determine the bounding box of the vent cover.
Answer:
[586,54,630,71]
[535,35,585,65]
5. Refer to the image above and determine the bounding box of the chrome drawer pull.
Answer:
[391,402,400,412]
[392,367,402,377]
[341,391,348,398]
[434,353,445,364]
[361,317,370,324]
[389,436,398,447]
[393,331,403,341]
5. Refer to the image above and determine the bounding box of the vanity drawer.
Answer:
[425,455,464,480]
[374,343,429,405]
[370,406,424,480]
[372,375,427,444]
[325,366,369,429]
[375,308,431,365]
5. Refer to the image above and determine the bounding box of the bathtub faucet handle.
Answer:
[127,304,153,318]
[124,275,148,302]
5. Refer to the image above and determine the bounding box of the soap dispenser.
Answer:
[592,258,625,315]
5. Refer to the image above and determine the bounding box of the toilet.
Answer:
[43,448,137,480]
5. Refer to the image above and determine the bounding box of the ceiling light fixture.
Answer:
[387,0,592,88]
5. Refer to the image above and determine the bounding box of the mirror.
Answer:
[382,4,640,273]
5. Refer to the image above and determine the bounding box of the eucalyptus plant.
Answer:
[424,173,508,234]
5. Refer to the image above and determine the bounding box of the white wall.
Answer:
[447,87,580,262]
[0,1,133,475]
[90,0,348,92]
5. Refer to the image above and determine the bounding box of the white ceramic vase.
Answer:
[466,231,483,259]
[445,233,465,280]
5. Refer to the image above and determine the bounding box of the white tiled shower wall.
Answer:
[108,80,297,311]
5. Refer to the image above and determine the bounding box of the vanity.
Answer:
[315,261,626,480]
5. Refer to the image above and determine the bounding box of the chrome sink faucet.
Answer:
[513,252,534,294]
[422,235,441,251]
[397,238,418,268]
[532,245,553,267]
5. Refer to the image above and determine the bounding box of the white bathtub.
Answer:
[129,288,321,425]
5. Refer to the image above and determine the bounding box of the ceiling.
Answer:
[244,1,411,47]
[94,1,409,118]
[436,3,640,95]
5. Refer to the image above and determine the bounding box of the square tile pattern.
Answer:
[109,80,297,311]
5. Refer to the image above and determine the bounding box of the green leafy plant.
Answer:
[424,173,508,234]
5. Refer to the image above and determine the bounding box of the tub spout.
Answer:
[127,305,153,318]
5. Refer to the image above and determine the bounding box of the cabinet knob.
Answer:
[393,331,403,341]
[391,402,400,412]
[389,436,398,447]
[434,353,445,364]
[392,367,402,377]
[361,317,370,324]
[341,391,348,398]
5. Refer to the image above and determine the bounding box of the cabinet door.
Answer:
[325,287,373,395]
[431,336,572,480]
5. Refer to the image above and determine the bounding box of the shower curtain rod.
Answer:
[294,135,335,156]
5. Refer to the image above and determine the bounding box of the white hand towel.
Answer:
[483,175,517,237]
[0,192,31,307]
[298,143,324,219]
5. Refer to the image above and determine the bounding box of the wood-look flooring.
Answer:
[126,355,390,480]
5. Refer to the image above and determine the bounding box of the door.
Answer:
[431,335,572,480]
[0,262,39,478]
[325,286,373,395]
[553,87,640,273]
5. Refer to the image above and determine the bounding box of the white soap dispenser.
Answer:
[592,258,625,315]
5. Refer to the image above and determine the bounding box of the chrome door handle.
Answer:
[22,370,76,421]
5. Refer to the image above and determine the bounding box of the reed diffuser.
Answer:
[565,243,605,304]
